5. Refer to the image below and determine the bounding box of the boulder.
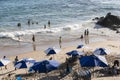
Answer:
[96,13,120,30]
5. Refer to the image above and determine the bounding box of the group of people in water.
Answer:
[84,29,89,44]
[80,29,89,44]
[17,19,39,28]
[17,20,52,51]
[17,19,51,29]
[44,20,51,29]
[17,19,90,51]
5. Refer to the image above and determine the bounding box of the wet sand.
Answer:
[0,34,109,57]
[1,33,120,79]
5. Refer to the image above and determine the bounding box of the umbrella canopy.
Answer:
[15,60,27,69]
[93,48,110,55]
[79,55,108,67]
[44,47,61,55]
[30,60,60,73]
[77,44,84,49]
[66,50,84,56]
[21,58,36,67]
[0,58,11,67]
[22,58,36,63]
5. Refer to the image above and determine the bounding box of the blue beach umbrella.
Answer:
[0,58,11,67]
[66,50,84,56]
[22,58,36,64]
[30,60,60,73]
[44,47,61,55]
[79,55,108,67]
[15,60,27,69]
[21,58,36,67]
[77,44,84,49]
[93,48,110,55]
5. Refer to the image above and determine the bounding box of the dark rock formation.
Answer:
[96,13,120,31]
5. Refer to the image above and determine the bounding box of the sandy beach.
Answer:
[1,0,120,80]
[1,36,120,80]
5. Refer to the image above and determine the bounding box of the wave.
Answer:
[0,23,84,39]
[90,0,120,5]
[0,19,119,43]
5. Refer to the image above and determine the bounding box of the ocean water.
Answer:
[0,0,120,56]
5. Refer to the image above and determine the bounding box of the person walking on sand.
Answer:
[59,36,62,48]
[48,20,51,28]
[32,35,36,51]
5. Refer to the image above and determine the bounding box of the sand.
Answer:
[1,38,120,79]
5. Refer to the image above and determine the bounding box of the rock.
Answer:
[96,13,120,30]
[92,17,100,21]
[94,17,99,20]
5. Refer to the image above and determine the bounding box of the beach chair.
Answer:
[77,69,91,80]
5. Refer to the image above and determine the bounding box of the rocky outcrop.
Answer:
[95,13,120,31]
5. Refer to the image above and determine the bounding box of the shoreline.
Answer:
[0,33,110,57]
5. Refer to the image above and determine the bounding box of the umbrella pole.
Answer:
[25,69,27,74]
[1,67,3,74]
[34,73,36,80]
[53,55,54,60]
[93,67,94,78]
[46,73,49,80]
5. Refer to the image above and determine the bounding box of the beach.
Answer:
[1,34,120,80]
[1,0,120,80]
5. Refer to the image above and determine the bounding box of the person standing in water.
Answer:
[80,34,84,42]
[48,20,51,28]
[84,29,87,44]
[18,36,21,46]
[32,35,36,51]
[32,35,35,42]
[44,24,46,29]
[17,23,21,30]
[59,36,62,48]
[28,19,31,26]
[86,29,89,44]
